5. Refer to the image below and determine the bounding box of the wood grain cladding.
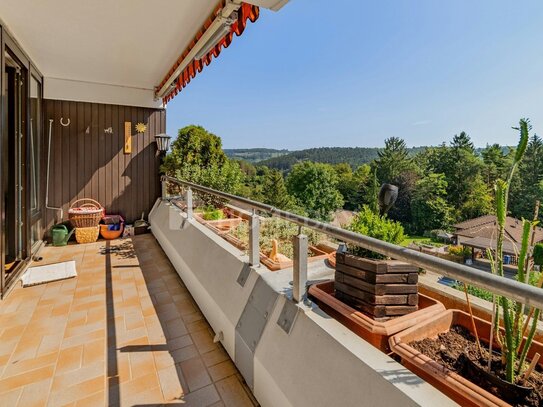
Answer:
[43,99,165,231]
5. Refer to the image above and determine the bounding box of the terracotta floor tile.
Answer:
[17,377,51,407]
[0,236,253,406]
[128,350,156,379]
[181,384,221,406]
[180,357,212,392]
[2,351,57,378]
[171,345,199,364]
[74,390,105,407]
[82,338,105,365]
[0,387,22,406]
[157,364,186,402]
[191,329,217,354]
[0,365,55,393]
[55,345,84,374]
[208,360,237,383]
[202,347,230,368]
[168,334,193,351]
[215,376,255,407]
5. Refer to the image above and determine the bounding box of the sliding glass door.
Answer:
[0,29,43,297]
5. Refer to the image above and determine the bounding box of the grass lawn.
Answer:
[401,235,446,247]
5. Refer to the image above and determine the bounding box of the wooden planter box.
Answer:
[309,281,445,352]
[335,252,419,319]
[389,309,543,407]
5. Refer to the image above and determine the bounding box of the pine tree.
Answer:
[262,170,294,210]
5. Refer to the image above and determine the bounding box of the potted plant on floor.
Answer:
[310,205,446,352]
[389,119,543,407]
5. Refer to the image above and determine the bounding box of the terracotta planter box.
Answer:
[220,231,329,271]
[335,252,419,318]
[194,209,243,234]
[389,309,543,407]
[309,281,445,352]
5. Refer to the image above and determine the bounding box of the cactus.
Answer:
[491,118,539,383]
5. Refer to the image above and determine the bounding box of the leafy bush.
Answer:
[533,243,543,266]
[201,207,225,221]
[447,245,471,257]
[346,206,405,259]
[453,283,493,302]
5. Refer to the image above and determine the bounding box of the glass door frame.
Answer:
[0,27,43,297]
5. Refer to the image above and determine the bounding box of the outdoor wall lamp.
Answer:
[378,183,399,216]
[155,133,171,154]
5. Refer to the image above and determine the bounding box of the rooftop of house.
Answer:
[453,214,543,244]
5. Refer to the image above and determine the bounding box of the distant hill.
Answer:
[259,147,427,171]
[224,148,290,163]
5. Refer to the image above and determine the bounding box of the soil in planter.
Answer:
[410,325,543,406]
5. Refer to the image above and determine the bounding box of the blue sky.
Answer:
[166,0,543,150]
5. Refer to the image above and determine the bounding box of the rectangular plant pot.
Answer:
[389,309,543,407]
[194,209,243,234]
[335,252,419,318]
[308,280,445,352]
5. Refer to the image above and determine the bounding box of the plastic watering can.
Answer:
[51,224,75,247]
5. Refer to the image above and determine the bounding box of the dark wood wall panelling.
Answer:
[42,99,165,232]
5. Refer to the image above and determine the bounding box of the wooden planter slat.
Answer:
[335,252,419,318]
[335,281,418,305]
[337,252,418,274]
[336,271,418,295]
[336,262,418,284]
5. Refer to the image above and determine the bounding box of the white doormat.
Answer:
[21,261,77,287]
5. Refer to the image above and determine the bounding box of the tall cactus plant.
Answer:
[492,118,537,383]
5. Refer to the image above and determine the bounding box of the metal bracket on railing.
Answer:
[249,210,260,267]
[293,233,308,303]
[185,187,193,220]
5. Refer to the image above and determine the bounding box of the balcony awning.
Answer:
[158,1,260,104]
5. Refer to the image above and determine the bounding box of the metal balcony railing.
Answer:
[161,175,543,310]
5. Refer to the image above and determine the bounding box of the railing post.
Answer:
[249,210,260,267]
[186,187,193,219]
[293,230,308,303]
[161,178,167,200]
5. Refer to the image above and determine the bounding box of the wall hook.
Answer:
[60,117,70,127]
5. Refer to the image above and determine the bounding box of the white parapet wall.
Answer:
[149,199,457,407]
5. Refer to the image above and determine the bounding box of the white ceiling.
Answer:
[0,0,220,90]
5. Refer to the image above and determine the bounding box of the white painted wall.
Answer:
[149,200,458,407]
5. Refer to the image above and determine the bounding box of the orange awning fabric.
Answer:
[159,2,260,104]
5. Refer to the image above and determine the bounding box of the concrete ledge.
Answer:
[150,200,456,407]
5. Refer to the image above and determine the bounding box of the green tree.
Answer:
[481,143,511,188]
[333,163,371,210]
[374,137,413,183]
[411,173,453,233]
[162,125,244,205]
[460,173,493,219]
[162,125,226,173]
[286,162,344,221]
[424,132,483,220]
[261,170,294,210]
[388,170,420,228]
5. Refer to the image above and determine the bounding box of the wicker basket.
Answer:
[75,226,100,244]
[68,199,104,228]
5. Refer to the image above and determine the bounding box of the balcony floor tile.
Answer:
[0,235,256,406]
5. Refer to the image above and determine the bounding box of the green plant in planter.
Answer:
[202,206,225,221]
[346,206,405,259]
[488,118,539,383]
